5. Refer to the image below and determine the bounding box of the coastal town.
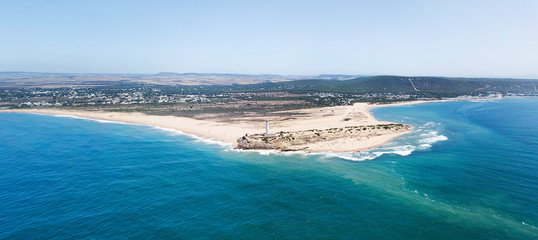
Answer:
[0,84,520,111]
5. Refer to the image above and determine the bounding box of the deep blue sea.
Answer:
[1,97,537,239]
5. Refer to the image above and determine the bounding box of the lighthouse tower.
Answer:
[265,120,269,134]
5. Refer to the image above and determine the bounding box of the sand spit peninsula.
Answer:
[237,124,412,152]
[2,102,417,153]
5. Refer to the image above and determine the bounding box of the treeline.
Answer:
[170,75,538,97]
[5,75,537,99]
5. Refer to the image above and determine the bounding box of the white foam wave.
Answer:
[522,221,537,229]
[422,121,440,127]
[194,138,233,148]
[225,147,365,161]
[418,131,448,145]
[255,150,279,156]
[52,114,233,148]
[299,129,450,162]
[53,114,130,125]
[262,132,446,162]
[352,152,384,161]
[331,123,450,161]
[346,145,416,161]
[388,145,416,156]
[419,131,438,137]
[229,148,312,158]
[150,126,232,148]
[419,143,431,148]
[419,135,448,144]
[94,119,128,124]
[314,152,364,161]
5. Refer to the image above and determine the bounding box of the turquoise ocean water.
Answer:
[1,97,537,239]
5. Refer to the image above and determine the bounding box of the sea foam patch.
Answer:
[150,126,233,148]
[337,121,449,161]
[52,113,234,148]
[53,114,130,125]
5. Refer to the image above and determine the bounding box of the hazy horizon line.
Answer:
[1,70,538,80]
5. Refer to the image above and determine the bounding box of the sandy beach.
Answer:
[2,101,430,152]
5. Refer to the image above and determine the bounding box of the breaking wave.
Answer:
[325,121,449,161]
[51,114,233,148]
[145,126,232,148]
[53,114,130,125]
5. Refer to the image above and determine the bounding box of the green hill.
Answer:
[264,76,538,96]
[126,75,538,99]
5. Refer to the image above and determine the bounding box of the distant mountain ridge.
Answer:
[0,71,359,80]
[0,72,537,97]
[0,72,364,87]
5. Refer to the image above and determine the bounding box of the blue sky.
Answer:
[1,0,537,77]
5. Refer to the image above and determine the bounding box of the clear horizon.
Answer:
[1,0,538,78]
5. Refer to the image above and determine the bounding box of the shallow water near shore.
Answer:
[1,97,537,239]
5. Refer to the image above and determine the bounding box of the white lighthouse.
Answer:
[265,120,269,134]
